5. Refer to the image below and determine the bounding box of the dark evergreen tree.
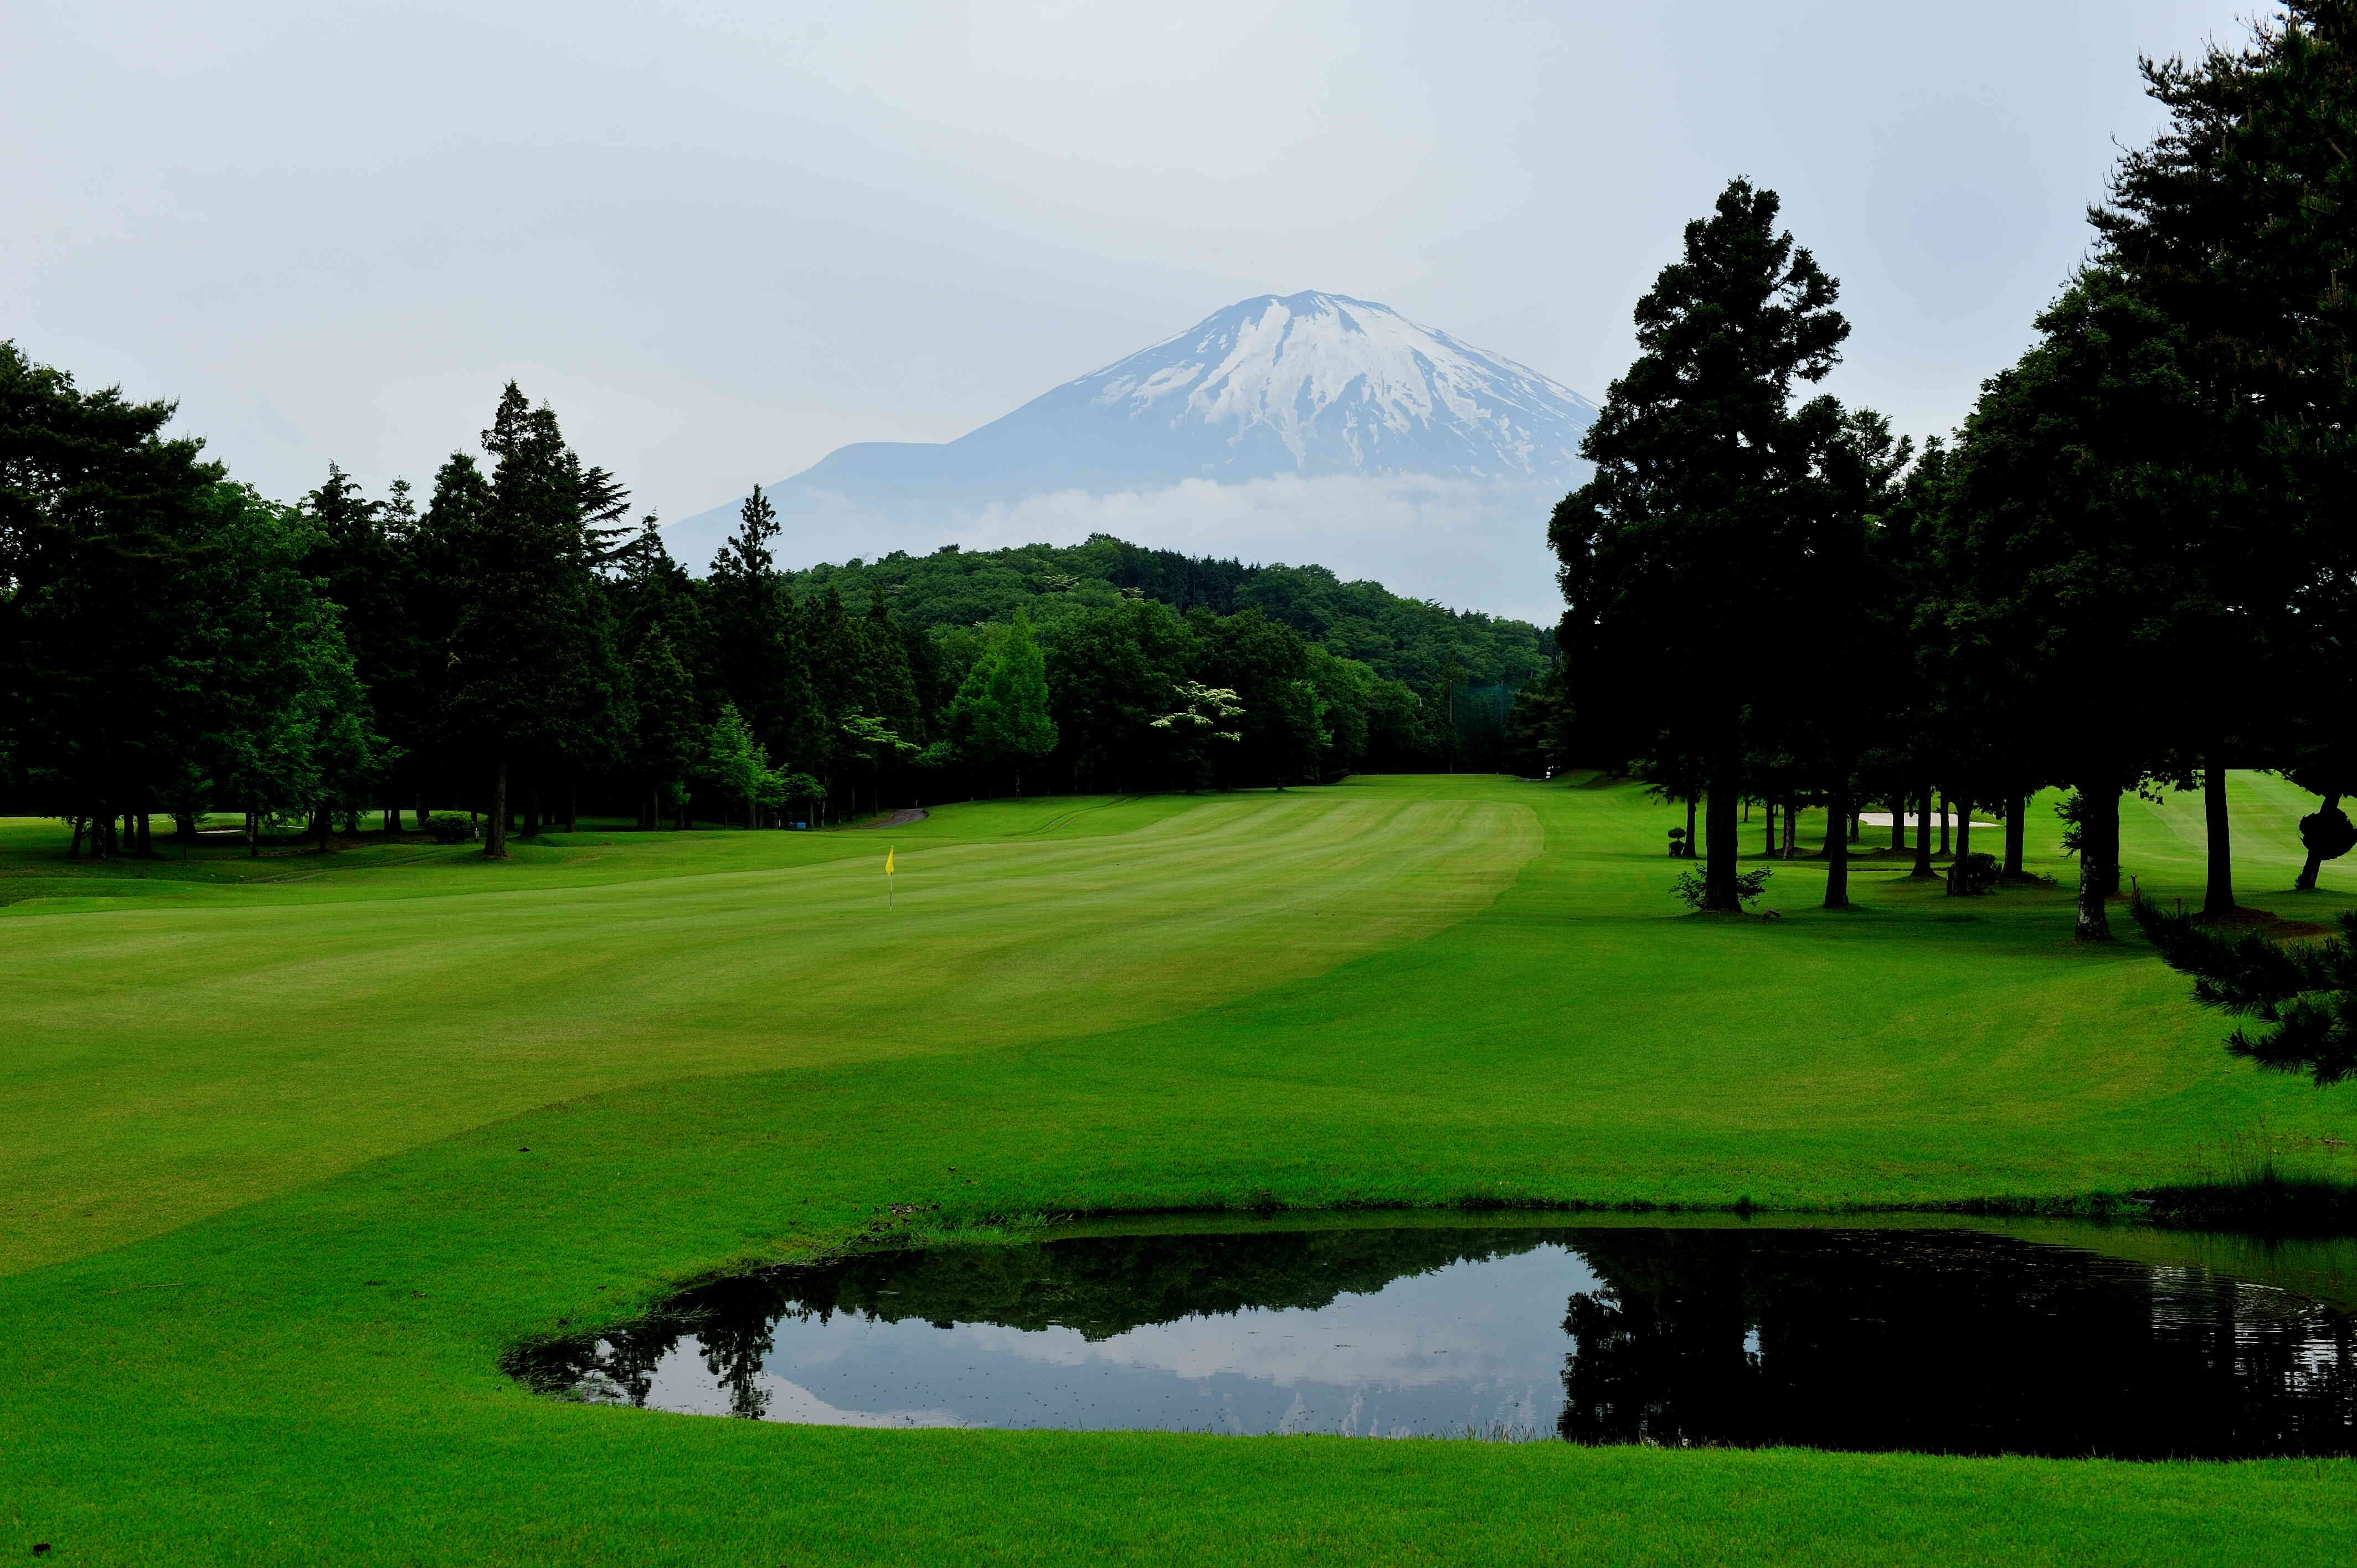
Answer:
[2132,891,2357,1085]
[706,485,817,780]
[1,342,225,853]
[626,628,701,829]
[1551,178,1849,911]
[302,464,420,829]
[193,483,385,854]
[1939,274,2211,939]
[440,384,622,858]
[2091,3,2357,917]
[1788,403,1912,909]
[411,452,490,826]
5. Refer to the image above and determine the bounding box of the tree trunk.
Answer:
[68,816,85,859]
[135,811,153,857]
[1702,756,1742,911]
[1910,788,1938,879]
[523,785,543,839]
[314,806,332,854]
[2076,782,2119,941]
[2202,760,2235,918]
[2297,791,2343,891]
[1955,800,1972,860]
[1783,800,1799,859]
[564,782,577,833]
[246,807,260,859]
[1937,793,1951,857]
[1890,801,1906,852]
[2004,793,2026,880]
[1684,796,1697,859]
[1823,782,1852,910]
[485,757,511,859]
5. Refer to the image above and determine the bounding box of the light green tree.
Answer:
[946,607,1059,796]
[701,701,789,828]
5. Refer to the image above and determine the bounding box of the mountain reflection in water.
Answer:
[508,1226,2357,1458]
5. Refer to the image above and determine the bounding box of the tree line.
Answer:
[1541,4,2357,964]
[1,365,1534,857]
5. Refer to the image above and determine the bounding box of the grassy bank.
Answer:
[7,773,2357,1564]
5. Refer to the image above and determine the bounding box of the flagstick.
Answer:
[887,845,894,910]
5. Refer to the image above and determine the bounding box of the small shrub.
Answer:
[1674,866,1772,911]
[1947,851,1999,895]
[423,813,473,844]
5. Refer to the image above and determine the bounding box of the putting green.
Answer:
[7,775,2357,1565]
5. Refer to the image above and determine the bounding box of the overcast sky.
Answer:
[7,0,2260,534]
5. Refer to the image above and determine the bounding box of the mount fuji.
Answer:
[668,292,1596,618]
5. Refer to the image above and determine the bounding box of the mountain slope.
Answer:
[668,291,1595,620]
[784,291,1596,501]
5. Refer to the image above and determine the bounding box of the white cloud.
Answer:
[665,473,1568,622]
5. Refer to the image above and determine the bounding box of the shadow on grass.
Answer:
[2138,1172,2357,1231]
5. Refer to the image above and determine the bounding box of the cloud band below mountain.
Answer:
[669,472,1570,624]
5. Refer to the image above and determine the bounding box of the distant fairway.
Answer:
[7,775,2357,1565]
[0,790,1539,1272]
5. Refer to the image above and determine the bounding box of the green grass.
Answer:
[7,774,2357,1565]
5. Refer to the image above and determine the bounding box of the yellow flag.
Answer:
[883,847,895,876]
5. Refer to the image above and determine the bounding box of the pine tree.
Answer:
[410,453,488,827]
[627,628,701,829]
[1551,178,1848,912]
[440,383,623,858]
[706,485,816,776]
[186,484,385,855]
[302,464,419,829]
[2090,6,2357,917]
[0,341,222,854]
[946,607,1058,795]
[1939,274,2212,939]
[2132,891,2357,1085]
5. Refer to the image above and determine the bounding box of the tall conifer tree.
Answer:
[1551,178,1848,911]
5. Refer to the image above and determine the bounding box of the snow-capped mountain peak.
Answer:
[764,290,1596,502]
[666,291,1595,618]
[1068,291,1594,480]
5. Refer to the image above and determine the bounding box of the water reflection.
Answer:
[509,1225,2357,1457]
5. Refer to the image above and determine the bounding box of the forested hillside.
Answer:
[789,534,1550,697]
[0,350,1553,857]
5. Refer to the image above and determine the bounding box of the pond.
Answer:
[510,1222,2357,1457]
